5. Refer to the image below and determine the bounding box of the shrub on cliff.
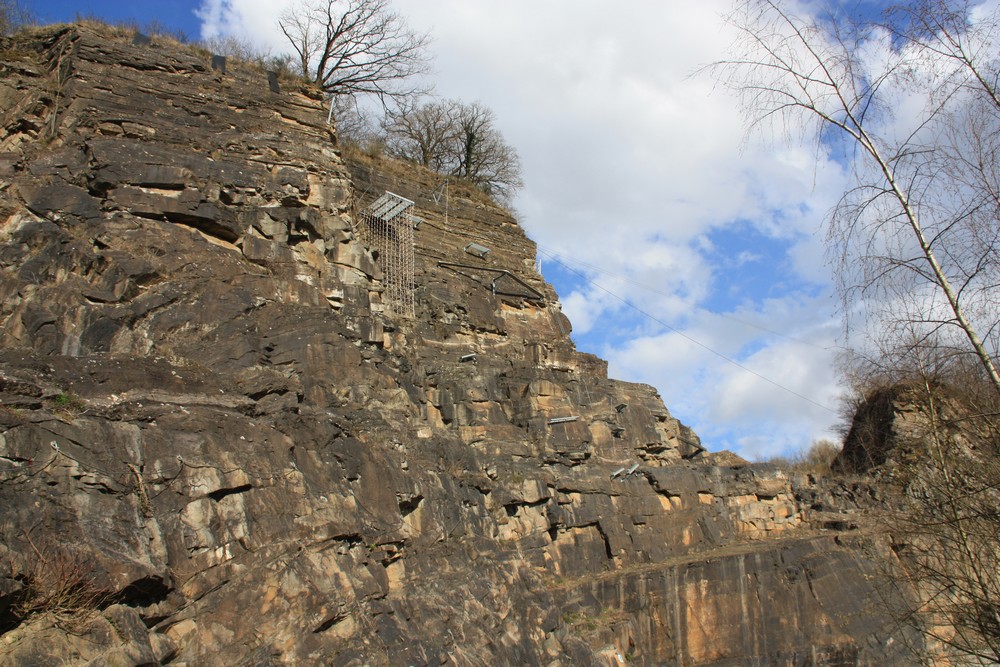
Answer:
[769,439,841,476]
[840,364,1000,662]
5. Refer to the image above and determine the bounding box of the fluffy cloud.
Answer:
[196,0,296,43]
[196,0,854,460]
[605,296,843,457]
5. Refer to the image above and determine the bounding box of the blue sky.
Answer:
[26,1,204,37]
[24,0,860,460]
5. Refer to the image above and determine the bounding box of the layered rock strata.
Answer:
[0,25,916,665]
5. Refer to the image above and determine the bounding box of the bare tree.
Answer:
[886,0,1000,109]
[710,0,1000,396]
[452,101,523,200]
[383,98,523,201]
[713,1,1000,659]
[382,98,456,171]
[278,0,431,104]
[712,0,1000,664]
[0,0,30,37]
[330,95,383,150]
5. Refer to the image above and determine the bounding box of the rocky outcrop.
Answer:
[0,25,918,665]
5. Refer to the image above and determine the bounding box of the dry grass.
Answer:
[6,534,110,631]
[768,439,842,476]
[342,143,498,208]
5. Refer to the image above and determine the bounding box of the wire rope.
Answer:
[536,245,831,351]
[537,249,837,414]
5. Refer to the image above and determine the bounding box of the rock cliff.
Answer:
[0,25,918,666]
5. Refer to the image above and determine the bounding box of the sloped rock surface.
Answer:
[0,25,918,666]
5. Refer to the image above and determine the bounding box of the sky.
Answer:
[24,0,863,461]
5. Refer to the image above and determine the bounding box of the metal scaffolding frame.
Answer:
[358,192,416,318]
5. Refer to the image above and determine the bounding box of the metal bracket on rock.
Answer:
[437,261,544,301]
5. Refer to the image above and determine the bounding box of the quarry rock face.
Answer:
[0,26,918,666]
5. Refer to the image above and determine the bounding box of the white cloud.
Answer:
[560,288,616,337]
[196,0,857,461]
[604,293,842,459]
[195,0,296,45]
[193,0,224,36]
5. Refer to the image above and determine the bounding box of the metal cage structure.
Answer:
[357,192,416,318]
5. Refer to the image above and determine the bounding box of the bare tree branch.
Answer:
[383,98,523,201]
[708,0,1000,395]
[0,0,31,37]
[278,0,431,106]
[721,1,1000,660]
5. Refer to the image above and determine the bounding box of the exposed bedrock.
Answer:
[0,25,915,666]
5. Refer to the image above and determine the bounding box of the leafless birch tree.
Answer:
[713,0,1000,660]
[710,0,1000,396]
